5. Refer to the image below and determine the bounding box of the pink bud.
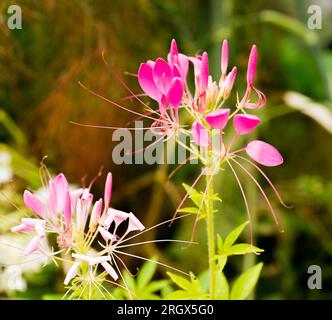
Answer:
[247,45,257,87]
[170,39,178,58]
[192,121,210,147]
[205,108,230,130]
[233,114,261,135]
[246,140,283,167]
[104,172,113,210]
[64,262,79,285]
[101,262,118,281]
[221,39,228,76]
[54,173,69,213]
[201,52,209,92]
[23,190,45,218]
[89,199,103,231]
[223,67,237,99]
[127,212,145,233]
[24,236,40,255]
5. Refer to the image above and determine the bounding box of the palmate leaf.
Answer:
[230,263,263,300]
[137,256,158,290]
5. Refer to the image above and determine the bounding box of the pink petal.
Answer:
[24,236,40,255]
[101,262,118,281]
[48,180,57,218]
[221,39,228,76]
[70,188,83,210]
[167,77,183,110]
[90,256,111,265]
[127,212,145,233]
[192,121,210,147]
[34,222,46,238]
[21,218,45,227]
[178,53,189,80]
[64,191,72,231]
[138,63,162,101]
[11,224,32,233]
[72,253,92,263]
[64,262,79,285]
[98,227,116,241]
[222,67,237,99]
[104,172,112,210]
[23,190,45,218]
[153,58,172,94]
[247,45,257,87]
[233,114,260,135]
[205,108,230,130]
[246,140,283,167]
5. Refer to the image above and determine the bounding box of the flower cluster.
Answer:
[137,39,286,239]
[11,172,147,291]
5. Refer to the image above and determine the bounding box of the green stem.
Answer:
[206,173,217,299]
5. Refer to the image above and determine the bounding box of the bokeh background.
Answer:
[0,0,332,299]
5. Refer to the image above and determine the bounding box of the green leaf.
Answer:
[146,280,170,293]
[216,272,229,300]
[182,183,205,208]
[177,207,199,214]
[217,255,227,272]
[217,234,223,251]
[223,221,249,249]
[137,257,158,290]
[230,262,263,300]
[167,272,192,291]
[225,244,264,256]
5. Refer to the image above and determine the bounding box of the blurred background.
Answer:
[0,0,332,299]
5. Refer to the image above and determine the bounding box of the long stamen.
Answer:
[116,238,197,249]
[230,158,284,232]
[113,249,188,276]
[78,81,166,123]
[115,214,190,246]
[233,155,291,208]
[226,159,253,245]
[69,121,165,131]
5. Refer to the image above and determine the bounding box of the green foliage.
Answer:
[114,257,171,300]
[230,263,263,300]
[216,221,264,272]
[165,272,208,300]
[178,183,221,220]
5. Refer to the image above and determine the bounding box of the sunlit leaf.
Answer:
[230,262,263,300]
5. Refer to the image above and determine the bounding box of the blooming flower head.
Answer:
[10,169,190,299]
[135,39,287,242]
